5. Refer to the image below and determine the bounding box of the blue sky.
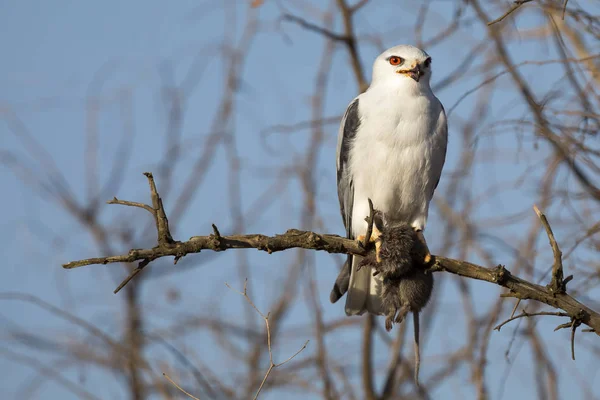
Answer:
[1,1,599,399]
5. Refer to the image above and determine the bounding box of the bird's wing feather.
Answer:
[337,98,360,239]
[431,103,448,196]
[330,97,361,305]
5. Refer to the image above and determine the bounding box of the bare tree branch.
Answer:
[62,173,600,337]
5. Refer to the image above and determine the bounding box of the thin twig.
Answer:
[487,0,534,26]
[510,299,521,318]
[113,259,152,294]
[447,54,600,115]
[281,14,348,42]
[350,0,371,13]
[226,280,309,399]
[570,318,578,360]
[494,310,569,331]
[163,373,201,400]
[107,197,155,214]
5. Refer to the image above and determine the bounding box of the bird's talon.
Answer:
[385,317,393,331]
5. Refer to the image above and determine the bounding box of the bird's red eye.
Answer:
[389,56,403,66]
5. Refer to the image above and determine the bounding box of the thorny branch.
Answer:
[63,173,600,339]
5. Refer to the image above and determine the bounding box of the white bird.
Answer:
[330,45,448,316]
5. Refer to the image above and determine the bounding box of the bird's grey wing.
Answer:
[330,98,360,304]
[431,103,448,196]
[337,98,360,236]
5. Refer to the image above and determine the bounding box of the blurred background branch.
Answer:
[1,0,599,399]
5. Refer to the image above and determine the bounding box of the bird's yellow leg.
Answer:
[414,229,431,264]
[357,224,382,261]
[375,238,382,263]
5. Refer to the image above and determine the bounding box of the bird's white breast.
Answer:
[349,85,445,236]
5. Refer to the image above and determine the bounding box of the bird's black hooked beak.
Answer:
[405,65,422,82]
[396,64,423,82]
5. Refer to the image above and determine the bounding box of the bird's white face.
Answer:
[371,45,433,87]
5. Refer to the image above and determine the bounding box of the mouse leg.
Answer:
[394,304,410,324]
[385,314,394,331]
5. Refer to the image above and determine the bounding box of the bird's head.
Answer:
[371,45,432,87]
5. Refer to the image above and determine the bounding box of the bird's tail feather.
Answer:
[330,255,351,303]
[345,255,383,315]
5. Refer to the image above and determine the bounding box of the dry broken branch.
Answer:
[62,172,600,337]
[533,205,571,295]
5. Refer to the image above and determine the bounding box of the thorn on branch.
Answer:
[212,224,221,238]
[563,275,573,286]
[533,205,567,295]
[493,264,510,284]
[554,322,572,331]
[210,223,225,251]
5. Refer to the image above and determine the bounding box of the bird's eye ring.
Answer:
[388,56,403,66]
